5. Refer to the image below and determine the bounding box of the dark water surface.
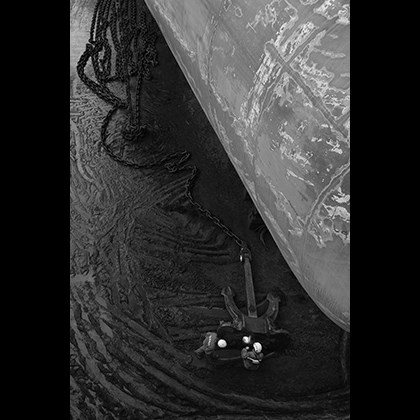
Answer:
[70,1,349,418]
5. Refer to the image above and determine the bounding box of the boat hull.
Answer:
[144,0,350,331]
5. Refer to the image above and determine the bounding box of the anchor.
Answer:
[219,246,287,335]
[204,245,290,365]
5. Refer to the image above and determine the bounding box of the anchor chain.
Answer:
[77,0,248,256]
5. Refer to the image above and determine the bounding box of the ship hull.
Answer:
[144,0,350,331]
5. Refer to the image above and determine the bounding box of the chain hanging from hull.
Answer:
[76,0,247,253]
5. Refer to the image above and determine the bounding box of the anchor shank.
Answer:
[243,257,257,318]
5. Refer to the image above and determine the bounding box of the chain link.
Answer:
[77,0,247,254]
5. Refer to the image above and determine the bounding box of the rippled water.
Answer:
[70,1,349,418]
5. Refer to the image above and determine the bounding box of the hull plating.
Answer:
[144,0,350,331]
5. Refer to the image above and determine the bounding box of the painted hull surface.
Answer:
[144,0,350,331]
